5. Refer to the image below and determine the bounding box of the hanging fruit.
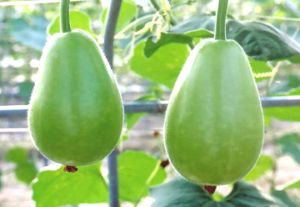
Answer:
[164,0,264,185]
[28,0,124,167]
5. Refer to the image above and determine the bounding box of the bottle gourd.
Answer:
[28,1,123,167]
[164,0,264,185]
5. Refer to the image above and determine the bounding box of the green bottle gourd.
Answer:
[164,0,264,185]
[28,1,123,167]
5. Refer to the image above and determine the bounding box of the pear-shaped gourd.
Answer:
[28,30,123,166]
[164,39,264,185]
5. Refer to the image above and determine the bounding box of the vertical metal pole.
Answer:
[103,0,122,207]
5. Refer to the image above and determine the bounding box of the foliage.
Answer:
[118,151,166,202]
[5,147,38,184]
[276,133,300,165]
[150,178,285,207]
[47,11,94,35]
[244,155,274,181]
[32,164,108,207]
[30,150,166,206]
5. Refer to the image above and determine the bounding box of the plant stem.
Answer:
[149,0,176,26]
[215,0,229,40]
[60,0,71,33]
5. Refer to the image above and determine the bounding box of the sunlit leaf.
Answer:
[47,11,93,35]
[129,41,189,88]
[5,147,38,184]
[32,164,108,207]
[119,151,166,202]
[244,155,274,181]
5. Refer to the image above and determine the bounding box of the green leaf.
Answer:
[18,80,34,104]
[183,29,213,38]
[170,15,215,37]
[144,33,193,57]
[150,178,211,207]
[150,178,284,207]
[5,147,29,163]
[170,15,300,62]
[264,107,300,122]
[126,113,145,129]
[227,20,300,62]
[281,179,300,190]
[116,0,138,32]
[8,16,47,51]
[32,164,108,207]
[47,11,93,35]
[269,75,300,95]
[119,151,166,202]
[129,41,189,88]
[101,0,137,33]
[244,155,274,181]
[276,133,300,165]
[272,190,300,207]
[264,88,300,121]
[224,182,285,207]
[5,147,37,184]
[249,58,272,81]
[0,170,2,190]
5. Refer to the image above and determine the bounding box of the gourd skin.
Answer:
[164,39,264,185]
[28,30,123,166]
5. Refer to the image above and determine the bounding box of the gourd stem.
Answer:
[60,0,71,33]
[215,0,229,40]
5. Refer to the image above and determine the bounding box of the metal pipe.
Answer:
[1,96,300,118]
[103,0,123,206]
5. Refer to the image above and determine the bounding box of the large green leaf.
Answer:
[281,180,300,190]
[5,147,38,184]
[170,16,215,36]
[119,151,166,202]
[276,133,300,165]
[32,164,108,207]
[129,41,189,88]
[227,20,300,62]
[144,33,193,57]
[225,182,286,207]
[170,15,300,62]
[244,155,274,181]
[47,10,93,35]
[150,178,284,207]
[130,39,273,89]
[272,190,300,207]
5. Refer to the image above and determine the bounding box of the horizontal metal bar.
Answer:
[0,128,28,133]
[0,96,300,118]
[0,0,83,7]
[261,96,300,107]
